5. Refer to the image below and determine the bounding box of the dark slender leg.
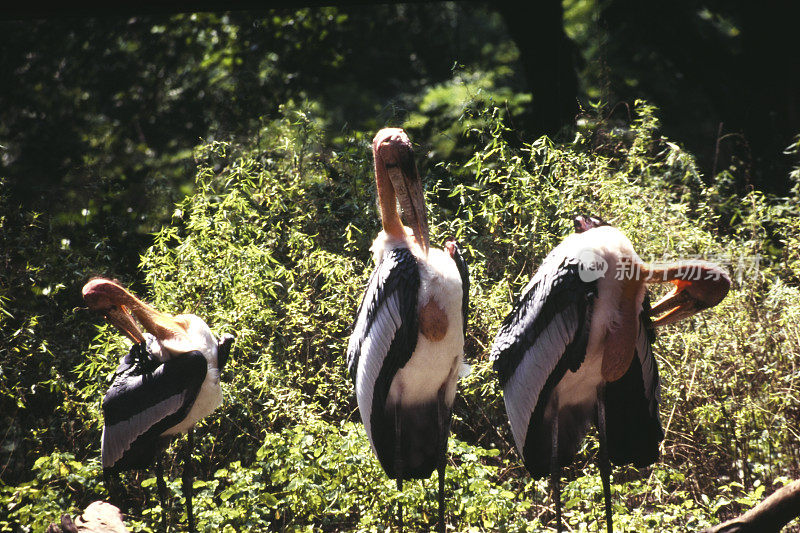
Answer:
[394,402,403,533]
[396,478,404,532]
[183,429,196,533]
[551,397,562,533]
[155,456,169,532]
[437,462,445,533]
[436,387,448,533]
[596,387,613,533]
[104,471,122,511]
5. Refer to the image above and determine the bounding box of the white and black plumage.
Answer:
[490,215,730,532]
[82,278,233,533]
[346,128,468,532]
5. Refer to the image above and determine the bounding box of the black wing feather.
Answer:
[346,246,420,384]
[490,256,597,477]
[217,333,234,372]
[102,344,207,471]
[346,246,422,478]
[448,239,470,337]
[367,251,420,430]
[492,257,597,387]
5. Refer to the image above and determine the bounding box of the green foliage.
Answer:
[0,174,131,490]
[139,107,374,434]
[1,452,105,532]
[2,99,799,531]
[404,65,531,166]
[0,5,525,278]
[2,5,798,532]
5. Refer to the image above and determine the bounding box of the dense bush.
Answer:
[1,102,798,531]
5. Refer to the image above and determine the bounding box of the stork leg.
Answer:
[551,396,562,533]
[596,387,613,533]
[183,429,196,533]
[155,456,169,532]
[436,386,448,533]
[394,402,404,533]
[396,478,404,533]
[437,461,445,533]
[104,471,122,512]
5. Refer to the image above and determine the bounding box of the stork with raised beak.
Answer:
[82,278,233,533]
[346,128,469,532]
[490,215,730,532]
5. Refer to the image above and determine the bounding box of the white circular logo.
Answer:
[577,249,608,282]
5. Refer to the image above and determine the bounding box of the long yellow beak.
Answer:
[646,263,731,326]
[103,305,145,343]
[373,128,430,255]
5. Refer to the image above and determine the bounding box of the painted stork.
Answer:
[82,278,233,533]
[346,128,469,532]
[490,215,730,532]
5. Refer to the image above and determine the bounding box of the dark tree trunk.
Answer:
[496,0,579,139]
[735,1,800,192]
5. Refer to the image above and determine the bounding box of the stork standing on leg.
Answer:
[490,215,730,532]
[346,128,469,533]
[82,278,233,532]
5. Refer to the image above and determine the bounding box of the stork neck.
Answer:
[600,277,642,382]
[376,165,406,240]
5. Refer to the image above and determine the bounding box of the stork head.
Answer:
[647,261,731,326]
[372,128,430,255]
[573,214,610,233]
[82,278,145,343]
[82,277,193,352]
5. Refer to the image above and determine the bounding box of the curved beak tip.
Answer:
[649,269,730,326]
